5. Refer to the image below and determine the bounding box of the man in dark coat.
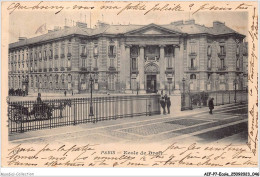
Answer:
[160,96,166,115]
[208,98,214,114]
[166,97,171,114]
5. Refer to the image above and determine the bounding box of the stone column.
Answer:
[125,45,131,93]
[174,46,180,90]
[159,45,165,90]
[139,45,145,93]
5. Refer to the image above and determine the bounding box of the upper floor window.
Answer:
[207,57,211,69]
[144,46,160,60]
[130,46,139,57]
[236,44,240,55]
[131,58,137,70]
[49,49,53,58]
[219,45,226,55]
[82,58,87,68]
[44,50,47,59]
[94,45,98,56]
[39,51,42,60]
[109,45,116,57]
[220,58,225,69]
[190,58,196,68]
[67,45,71,54]
[81,45,87,56]
[190,44,196,54]
[61,46,65,55]
[190,74,196,80]
[207,45,212,56]
[208,73,211,80]
[165,46,174,57]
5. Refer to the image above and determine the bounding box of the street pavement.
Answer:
[9,102,248,145]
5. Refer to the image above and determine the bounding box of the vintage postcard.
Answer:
[1,0,259,176]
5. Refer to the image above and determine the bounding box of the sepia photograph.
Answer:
[1,1,258,175]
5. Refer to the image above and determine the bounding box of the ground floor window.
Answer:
[108,75,115,90]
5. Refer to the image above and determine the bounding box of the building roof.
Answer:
[9,21,245,49]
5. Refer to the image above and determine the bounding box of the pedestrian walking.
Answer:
[166,97,171,114]
[161,90,164,96]
[36,93,42,103]
[160,96,166,115]
[208,98,214,114]
[64,91,67,96]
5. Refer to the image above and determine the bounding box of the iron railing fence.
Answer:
[181,90,248,110]
[8,95,161,134]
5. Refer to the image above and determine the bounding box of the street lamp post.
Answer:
[168,78,172,96]
[89,74,94,117]
[234,80,237,103]
[136,75,139,95]
[181,78,185,111]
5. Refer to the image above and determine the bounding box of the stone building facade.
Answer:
[8,20,246,94]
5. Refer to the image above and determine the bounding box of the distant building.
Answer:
[8,20,246,94]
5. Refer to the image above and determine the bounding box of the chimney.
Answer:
[213,21,225,28]
[171,20,183,26]
[18,37,27,41]
[76,22,88,28]
[185,19,195,25]
[97,21,109,28]
[54,26,60,31]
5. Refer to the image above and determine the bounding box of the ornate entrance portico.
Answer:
[123,23,182,94]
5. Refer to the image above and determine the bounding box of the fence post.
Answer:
[229,91,231,104]
[146,99,148,116]
[222,92,224,105]
[73,99,76,125]
[215,92,217,106]
[240,90,243,104]
[148,98,152,116]
[20,102,24,133]
[50,100,52,129]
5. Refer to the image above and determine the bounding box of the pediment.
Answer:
[142,29,165,35]
[126,24,182,36]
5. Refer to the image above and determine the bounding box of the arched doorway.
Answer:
[145,63,159,93]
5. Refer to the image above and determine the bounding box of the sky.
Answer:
[9,10,248,43]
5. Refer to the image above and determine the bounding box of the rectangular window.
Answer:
[94,45,98,56]
[81,46,85,54]
[68,45,71,54]
[132,58,137,70]
[82,58,86,67]
[220,59,225,68]
[207,57,211,68]
[220,46,225,55]
[49,49,53,58]
[190,44,196,54]
[110,58,114,67]
[68,59,71,68]
[167,57,172,67]
[109,46,115,56]
[208,74,211,80]
[61,47,65,55]
[191,58,195,68]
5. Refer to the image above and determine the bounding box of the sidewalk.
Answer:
[9,103,236,143]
